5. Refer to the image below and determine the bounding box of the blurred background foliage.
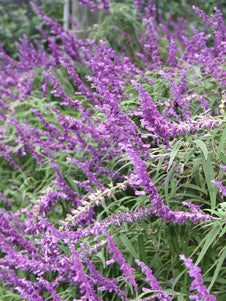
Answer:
[0,0,63,57]
[0,0,226,58]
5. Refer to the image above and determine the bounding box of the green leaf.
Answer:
[217,127,226,156]
[202,153,217,210]
[195,224,221,265]
[194,139,208,160]
[120,234,139,259]
[177,296,186,301]
[165,161,179,205]
[168,140,184,171]
[208,247,226,290]
[179,183,207,195]
[138,234,148,264]
[95,250,106,268]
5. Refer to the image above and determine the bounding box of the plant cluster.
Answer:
[0,0,225,300]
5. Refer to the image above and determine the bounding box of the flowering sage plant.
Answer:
[0,0,225,300]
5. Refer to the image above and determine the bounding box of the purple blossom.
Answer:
[135,259,172,300]
[0,150,20,169]
[132,80,171,144]
[167,38,178,67]
[192,6,226,58]
[0,193,11,206]
[170,115,222,136]
[180,255,216,301]
[134,0,145,12]
[75,0,111,13]
[144,0,158,21]
[106,235,138,291]
[143,17,162,70]
[220,164,226,170]
[211,180,226,196]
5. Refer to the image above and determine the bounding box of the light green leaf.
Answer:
[194,139,208,160]
[218,127,226,156]
[179,183,207,195]
[95,250,106,268]
[168,140,184,171]
[202,154,217,210]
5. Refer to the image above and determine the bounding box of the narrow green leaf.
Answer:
[167,226,181,255]
[138,234,147,264]
[194,139,208,160]
[113,161,132,176]
[195,224,221,265]
[168,140,183,171]
[219,166,225,182]
[192,157,202,186]
[96,250,106,268]
[120,234,139,259]
[208,247,226,290]
[219,225,226,238]
[152,156,166,182]
[179,183,207,195]
[66,176,78,191]
[165,162,179,205]
[219,152,226,164]
[218,127,226,156]
[202,154,217,210]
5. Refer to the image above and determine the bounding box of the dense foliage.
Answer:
[0,0,62,57]
[0,0,225,300]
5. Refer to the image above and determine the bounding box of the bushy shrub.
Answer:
[0,1,225,300]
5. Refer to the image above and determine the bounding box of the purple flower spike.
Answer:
[135,259,172,300]
[180,255,216,301]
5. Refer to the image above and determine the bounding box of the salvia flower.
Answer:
[180,255,216,301]
[211,180,226,196]
[135,259,172,300]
